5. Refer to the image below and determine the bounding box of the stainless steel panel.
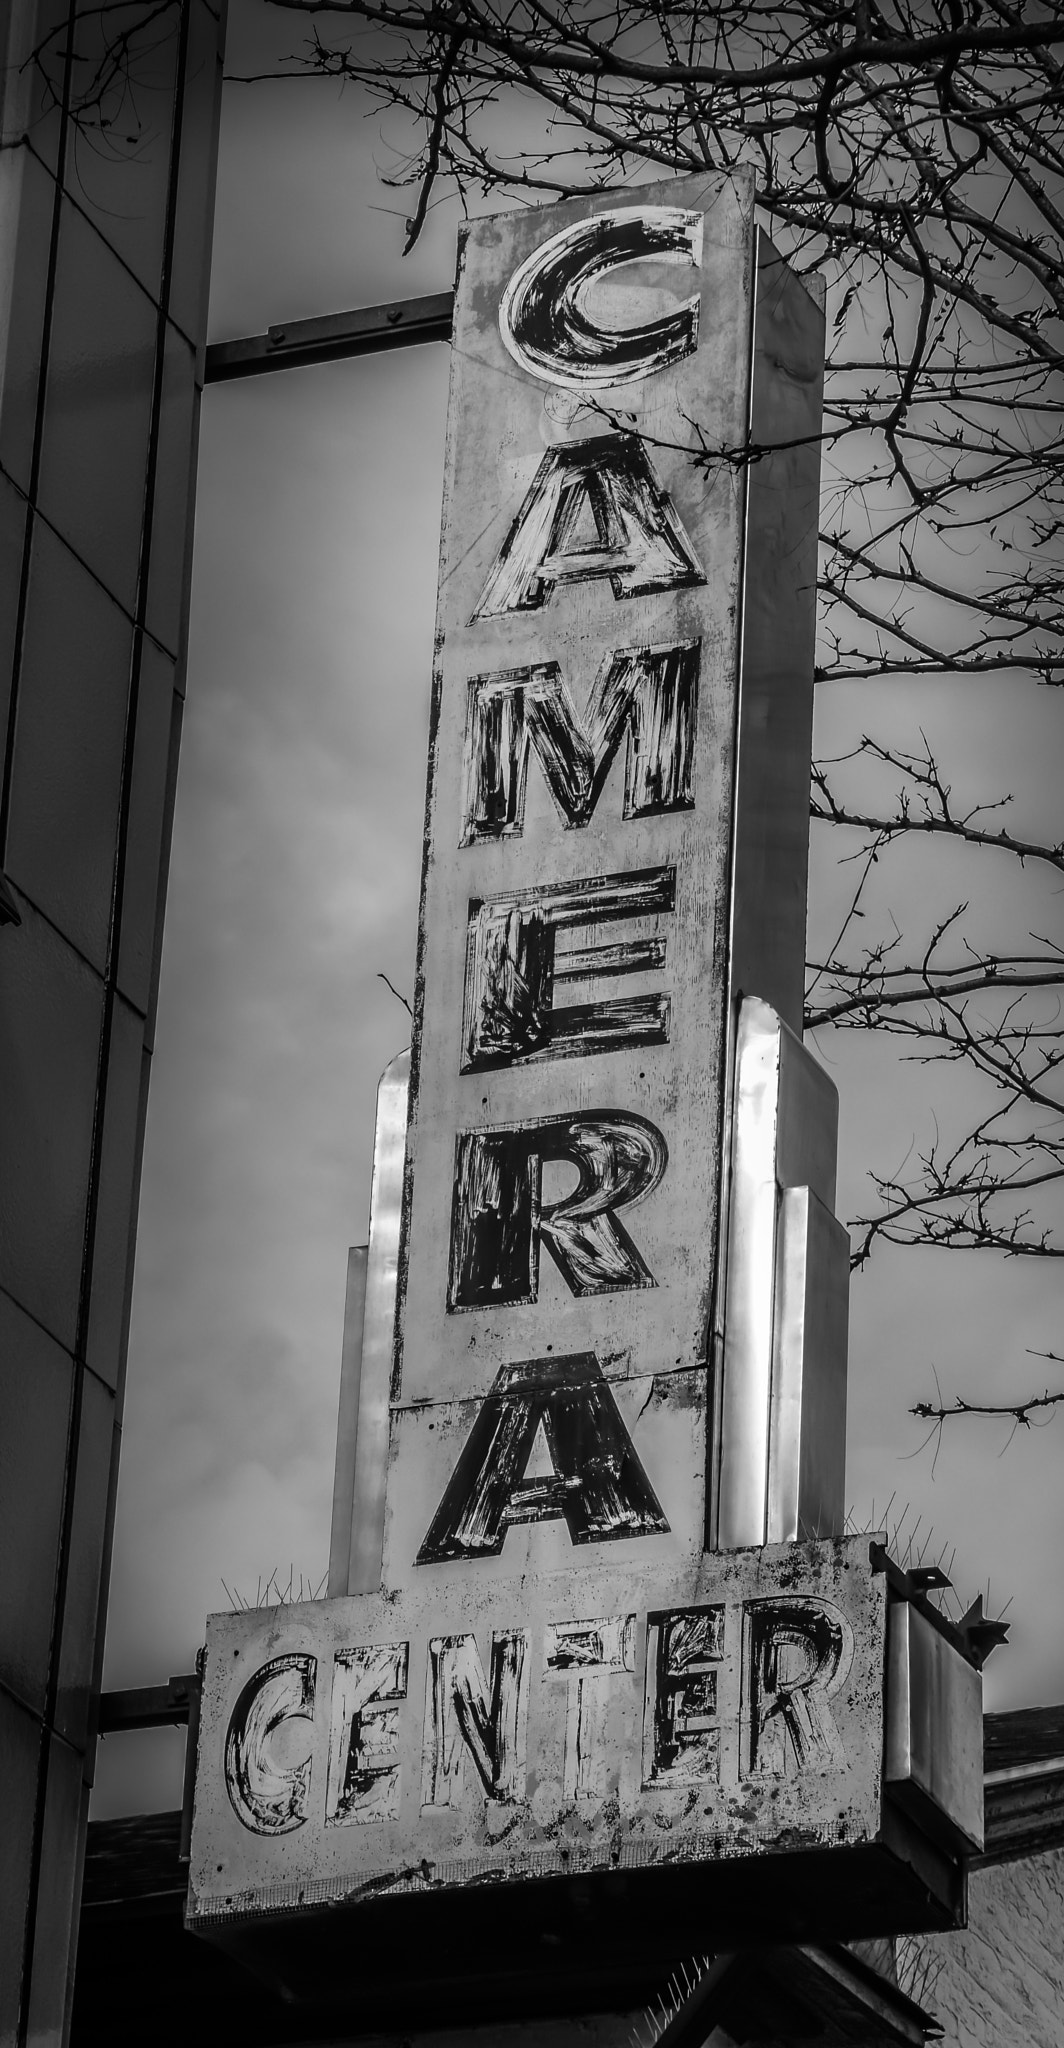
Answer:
[777,1023,839,1212]
[729,232,826,1039]
[885,1601,983,1853]
[715,998,847,1550]
[0,145,57,492]
[145,322,200,659]
[60,2,180,304]
[6,520,134,972]
[167,0,227,353]
[711,241,827,1548]
[116,639,180,1017]
[767,1184,810,1545]
[0,902,105,1352]
[716,998,782,1550]
[347,1052,408,1595]
[327,1246,368,1599]
[85,992,146,1389]
[53,1369,116,1749]
[0,463,29,754]
[0,1292,72,1715]
[767,1185,849,1544]
[36,196,157,615]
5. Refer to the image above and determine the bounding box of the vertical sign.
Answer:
[187,179,936,1943]
[386,173,758,1587]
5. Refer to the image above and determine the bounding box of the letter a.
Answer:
[472,434,705,618]
[416,1352,669,1564]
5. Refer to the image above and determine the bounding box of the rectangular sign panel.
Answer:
[188,1538,886,1921]
[389,170,758,1590]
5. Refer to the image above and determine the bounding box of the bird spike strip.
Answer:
[630,1955,716,2048]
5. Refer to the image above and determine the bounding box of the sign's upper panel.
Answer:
[390,174,757,1590]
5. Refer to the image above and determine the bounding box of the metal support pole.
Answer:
[204,292,454,383]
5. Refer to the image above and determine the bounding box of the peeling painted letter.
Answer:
[224,1654,316,1835]
[472,435,705,618]
[643,1606,724,1788]
[325,1642,408,1827]
[742,1597,855,1778]
[423,1631,529,1807]
[545,1614,636,1800]
[463,867,675,1070]
[499,206,702,389]
[416,1353,669,1564]
[449,1111,666,1307]
[461,641,701,843]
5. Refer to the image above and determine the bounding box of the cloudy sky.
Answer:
[92,0,1063,1815]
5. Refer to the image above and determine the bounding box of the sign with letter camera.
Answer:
[188,176,954,1949]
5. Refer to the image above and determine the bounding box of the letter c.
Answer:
[224,1653,317,1834]
[500,206,702,390]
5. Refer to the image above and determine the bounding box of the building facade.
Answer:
[0,2,224,2035]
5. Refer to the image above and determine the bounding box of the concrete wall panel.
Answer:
[35,201,158,612]
[0,904,105,1350]
[6,522,134,968]
[0,1294,72,1715]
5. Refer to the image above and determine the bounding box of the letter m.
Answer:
[461,639,700,844]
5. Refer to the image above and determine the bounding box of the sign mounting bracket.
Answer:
[204,292,454,383]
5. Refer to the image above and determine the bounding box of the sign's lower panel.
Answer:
[191,1826,962,2021]
[190,1541,882,1915]
[187,1537,969,2008]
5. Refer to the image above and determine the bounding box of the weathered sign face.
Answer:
[189,1539,887,1919]
[389,172,758,1590]
[184,181,984,1957]
[191,176,884,1940]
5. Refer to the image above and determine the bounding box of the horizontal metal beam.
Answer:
[97,1674,199,1733]
[204,291,454,383]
